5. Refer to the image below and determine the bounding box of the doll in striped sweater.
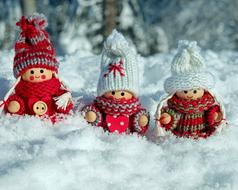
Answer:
[155,41,227,139]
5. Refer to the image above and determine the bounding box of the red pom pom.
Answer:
[16,13,48,31]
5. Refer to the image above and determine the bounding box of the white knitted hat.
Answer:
[97,29,139,96]
[164,40,215,94]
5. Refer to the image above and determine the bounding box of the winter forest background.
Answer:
[1,0,238,55]
[1,1,238,190]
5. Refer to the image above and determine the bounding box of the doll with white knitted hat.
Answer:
[0,13,73,121]
[155,41,226,139]
[82,30,149,135]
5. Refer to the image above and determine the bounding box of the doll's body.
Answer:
[2,14,73,120]
[155,41,226,139]
[5,72,72,116]
[82,30,149,135]
[83,90,149,134]
[158,90,223,138]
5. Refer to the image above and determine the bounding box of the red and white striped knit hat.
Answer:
[13,13,59,78]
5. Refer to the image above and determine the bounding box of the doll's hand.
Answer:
[139,115,149,127]
[85,111,97,123]
[213,112,222,123]
[7,100,20,113]
[160,113,171,125]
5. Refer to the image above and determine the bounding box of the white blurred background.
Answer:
[1,0,238,56]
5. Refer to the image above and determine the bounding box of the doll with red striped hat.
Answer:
[154,41,227,139]
[81,30,149,135]
[0,13,73,121]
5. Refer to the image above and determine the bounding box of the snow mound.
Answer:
[0,49,237,190]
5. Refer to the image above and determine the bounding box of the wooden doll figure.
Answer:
[1,13,73,121]
[82,30,149,135]
[155,41,227,139]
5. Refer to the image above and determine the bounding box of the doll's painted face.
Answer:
[176,89,205,100]
[103,90,133,100]
[22,68,53,83]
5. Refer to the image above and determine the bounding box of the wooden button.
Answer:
[33,101,48,116]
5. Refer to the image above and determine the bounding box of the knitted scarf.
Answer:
[95,96,141,116]
[15,77,61,98]
[165,91,217,138]
[168,91,215,114]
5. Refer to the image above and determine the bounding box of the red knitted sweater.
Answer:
[82,96,149,135]
[5,77,73,118]
[161,91,222,139]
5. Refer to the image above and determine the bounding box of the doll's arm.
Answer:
[206,105,223,127]
[156,107,176,130]
[5,94,25,115]
[131,109,150,135]
[81,104,103,127]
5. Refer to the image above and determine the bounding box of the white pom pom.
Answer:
[177,40,200,53]
[104,29,129,56]
[171,40,205,74]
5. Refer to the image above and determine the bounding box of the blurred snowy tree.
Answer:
[0,0,21,50]
[21,0,36,16]
[49,0,104,54]
[103,0,120,37]
[155,0,238,50]
[0,0,168,55]
[1,0,238,55]
[119,0,168,55]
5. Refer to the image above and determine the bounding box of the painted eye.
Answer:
[40,69,44,73]
[184,91,188,94]
[30,70,34,74]
[121,92,125,96]
[193,90,197,94]
[112,91,115,95]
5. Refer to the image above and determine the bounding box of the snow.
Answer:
[0,49,238,190]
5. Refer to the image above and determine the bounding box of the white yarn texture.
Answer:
[164,40,215,94]
[97,29,139,96]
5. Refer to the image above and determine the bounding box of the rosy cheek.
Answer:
[109,95,114,99]
[29,76,34,81]
[41,75,46,79]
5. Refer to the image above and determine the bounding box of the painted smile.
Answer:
[187,96,193,99]
[35,76,40,78]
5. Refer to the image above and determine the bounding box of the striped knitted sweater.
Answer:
[161,91,222,138]
[82,96,149,135]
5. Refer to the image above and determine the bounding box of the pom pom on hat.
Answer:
[103,29,130,57]
[164,40,215,94]
[16,13,48,31]
[171,40,205,75]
